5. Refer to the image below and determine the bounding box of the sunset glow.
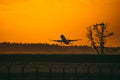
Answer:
[0,0,120,47]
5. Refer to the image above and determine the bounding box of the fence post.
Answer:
[87,65,90,80]
[7,66,10,80]
[49,64,53,80]
[110,65,113,80]
[62,64,66,80]
[22,66,25,80]
[99,65,102,80]
[74,65,79,80]
[36,67,38,80]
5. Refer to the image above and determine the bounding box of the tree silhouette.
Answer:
[87,23,114,55]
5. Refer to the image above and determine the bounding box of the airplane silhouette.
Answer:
[51,34,81,45]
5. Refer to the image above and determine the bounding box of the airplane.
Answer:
[51,34,81,45]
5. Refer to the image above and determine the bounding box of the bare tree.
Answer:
[87,23,114,55]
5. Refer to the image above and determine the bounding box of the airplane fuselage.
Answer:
[51,34,80,45]
[60,35,69,44]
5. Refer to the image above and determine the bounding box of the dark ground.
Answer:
[0,54,120,80]
[0,54,120,63]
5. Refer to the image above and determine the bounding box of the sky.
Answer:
[0,0,120,47]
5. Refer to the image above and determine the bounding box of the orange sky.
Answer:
[0,0,120,47]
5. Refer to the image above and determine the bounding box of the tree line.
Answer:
[0,42,93,53]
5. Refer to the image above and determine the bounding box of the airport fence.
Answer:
[0,63,120,80]
[0,54,120,80]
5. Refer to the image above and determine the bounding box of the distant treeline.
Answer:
[0,42,93,53]
[0,42,119,54]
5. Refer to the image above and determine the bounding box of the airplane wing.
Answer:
[67,39,81,42]
[51,40,63,42]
